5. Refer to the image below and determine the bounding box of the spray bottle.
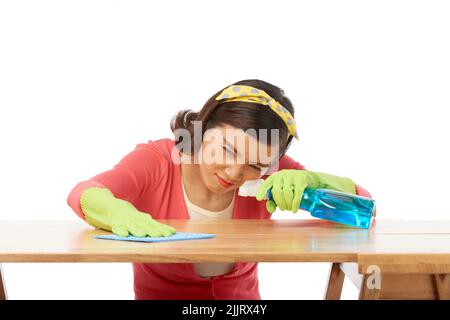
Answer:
[239,179,376,229]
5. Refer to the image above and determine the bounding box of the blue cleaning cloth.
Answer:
[95,232,216,243]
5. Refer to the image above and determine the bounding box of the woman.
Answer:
[67,79,372,299]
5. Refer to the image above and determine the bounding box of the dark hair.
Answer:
[170,79,296,158]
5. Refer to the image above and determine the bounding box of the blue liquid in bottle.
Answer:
[267,188,376,229]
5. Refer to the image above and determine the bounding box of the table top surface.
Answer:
[1,219,450,263]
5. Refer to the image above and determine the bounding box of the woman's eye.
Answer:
[249,165,262,171]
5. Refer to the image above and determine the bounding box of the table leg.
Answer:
[324,263,345,300]
[325,264,446,299]
[358,273,449,300]
[433,274,449,300]
[359,274,381,300]
[0,263,7,300]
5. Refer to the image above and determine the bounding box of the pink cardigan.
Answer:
[67,138,372,299]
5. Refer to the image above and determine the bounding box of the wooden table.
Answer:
[1,219,449,300]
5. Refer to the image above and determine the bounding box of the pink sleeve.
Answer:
[278,154,306,170]
[67,142,168,220]
[262,154,305,177]
[355,184,372,198]
[354,183,376,217]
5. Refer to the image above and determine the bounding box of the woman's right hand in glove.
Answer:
[80,187,176,238]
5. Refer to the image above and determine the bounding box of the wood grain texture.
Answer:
[0,219,449,263]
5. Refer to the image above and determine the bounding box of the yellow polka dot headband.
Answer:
[215,85,299,140]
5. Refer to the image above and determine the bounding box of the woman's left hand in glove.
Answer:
[255,169,356,214]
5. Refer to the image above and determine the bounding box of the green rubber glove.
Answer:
[80,187,176,237]
[255,169,356,214]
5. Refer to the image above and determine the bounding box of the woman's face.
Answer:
[196,124,280,194]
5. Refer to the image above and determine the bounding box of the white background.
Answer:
[1,0,449,299]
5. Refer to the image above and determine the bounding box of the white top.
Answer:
[181,180,235,278]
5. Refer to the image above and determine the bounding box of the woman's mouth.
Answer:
[215,174,235,188]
